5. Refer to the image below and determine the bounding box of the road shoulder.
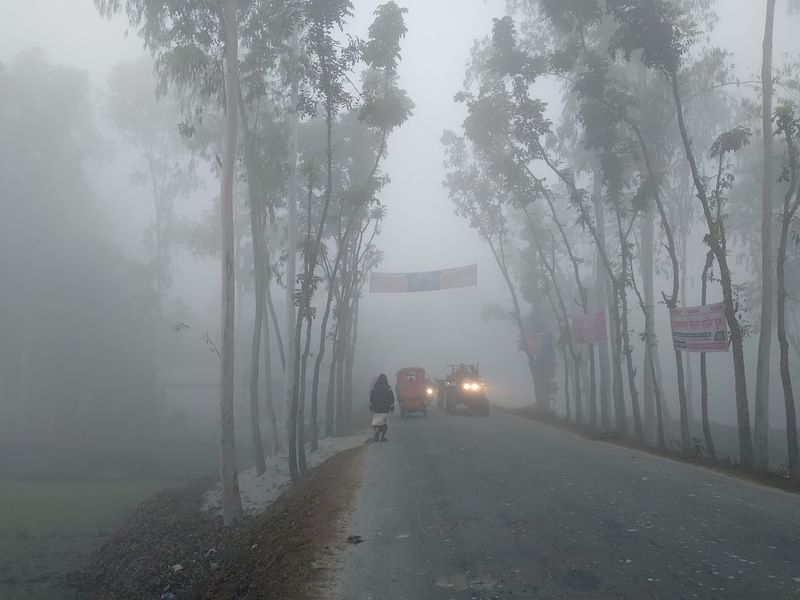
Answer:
[74,444,367,599]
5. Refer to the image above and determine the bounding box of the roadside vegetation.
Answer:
[445,0,800,480]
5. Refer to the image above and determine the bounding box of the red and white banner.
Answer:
[369,264,477,293]
[572,312,607,344]
[670,303,728,352]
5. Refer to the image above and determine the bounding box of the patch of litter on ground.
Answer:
[204,430,369,515]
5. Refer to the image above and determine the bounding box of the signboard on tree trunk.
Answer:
[670,303,728,352]
[369,264,478,293]
[572,312,607,344]
[525,331,553,355]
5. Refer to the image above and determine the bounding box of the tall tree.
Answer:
[285,0,411,477]
[218,0,244,524]
[239,87,268,476]
[699,250,717,458]
[754,0,777,470]
[288,0,359,482]
[96,0,248,522]
[774,103,800,478]
[608,0,756,466]
[284,25,301,469]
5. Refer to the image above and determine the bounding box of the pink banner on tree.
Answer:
[670,303,728,352]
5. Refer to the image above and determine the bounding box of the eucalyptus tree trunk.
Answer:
[622,299,644,442]
[614,208,643,442]
[325,325,338,437]
[542,270,571,421]
[588,343,597,428]
[562,344,572,421]
[536,151,619,422]
[344,295,360,427]
[336,261,355,433]
[594,205,626,436]
[334,265,351,435]
[630,121,689,451]
[292,93,336,476]
[334,307,348,434]
[261,289,280,454]
[219,0,243,524]
[777,179,800,479]
[754,0,777,471]
[596,192,627,436]
[288,301,303,482]
[238,81,267,476]
[297,176,316,467]
[298,309,313,473]
[266,281,285,373]
[310,220,351,446]
[533,234,581,423]
[675,182,693,421]
[288,166,315,482]
[640,207,657,441]
[608,282,627,435]
[630,255,666,448]
[700,250,717,459]
[592,171,612,431]
[521,171,593,425]
[680,218,693,424]
[310,278,338,450]
[261,230,281,453]
[284,28,300,454]
[776,121,800,478]
[637,63,658,443]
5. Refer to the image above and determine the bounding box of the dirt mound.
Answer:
[73,446,365,599]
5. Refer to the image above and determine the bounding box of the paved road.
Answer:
[336,409,800,599]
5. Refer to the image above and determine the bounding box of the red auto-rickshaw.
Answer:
[395,367,429,417]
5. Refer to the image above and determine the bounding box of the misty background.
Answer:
[1,0,799,483]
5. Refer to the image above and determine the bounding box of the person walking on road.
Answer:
[370,373,394,442]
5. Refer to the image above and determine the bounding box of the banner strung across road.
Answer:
[369,264,478,293]
[670,303,728,352]
[572,312,607,344]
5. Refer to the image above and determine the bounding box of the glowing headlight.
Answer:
[426,387,434,395]
[462,382,481,391]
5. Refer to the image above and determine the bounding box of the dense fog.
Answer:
[2,0,800,496]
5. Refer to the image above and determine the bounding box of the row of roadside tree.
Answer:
[445,0,800,479]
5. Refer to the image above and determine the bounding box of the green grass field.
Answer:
[0,480,170,600]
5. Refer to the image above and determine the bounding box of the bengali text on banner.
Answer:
[670,303,728,352]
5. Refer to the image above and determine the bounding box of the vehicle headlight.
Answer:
[426,387,434,395]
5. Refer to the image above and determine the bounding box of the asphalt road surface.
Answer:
[336,409,800,600]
